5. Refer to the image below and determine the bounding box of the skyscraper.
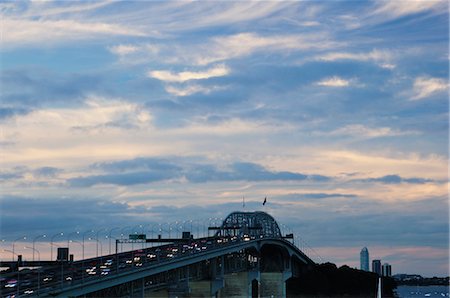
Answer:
[382,263,392,277]
[360,247,369,271]
[372,259,382,275]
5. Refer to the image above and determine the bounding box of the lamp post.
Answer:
[24,246,40,262]
[24,245,41,294]
[108,227,120,255]
[32,234,46,262]
[12,236,26,262]
[2,249,18,261]
[50,232,64,261]
[95,229,107,258]
[89,237,102,258]
[3,249,20,297]
[67,231,80,249]
[68,240,83,260]
[82,230,94,259]
[69,240,84,283]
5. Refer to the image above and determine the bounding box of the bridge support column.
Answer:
[260,272,283,298]
[209,256,224,297]
[219,272,249,298]
[248,269,260,298]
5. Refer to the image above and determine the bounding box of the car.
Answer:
[23,289,34,295]
[43,276,53,282]
[5,282,16,288]
[104,259,113,266]
[65,276,73,281]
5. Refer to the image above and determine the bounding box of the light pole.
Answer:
[108,227,120,255]
[24,246,40,262]
[119,226,133,252]
[50,232,64,261]
[82,230,94,259]
[89,237,102,258]
[2,249,18,261]
[24,246,41,294]
[3,249,20,297]
[69,240,84,283]
[32,234,46,262]
[67,231,80,249]
[12,236,26,261]
[95,229,107,258]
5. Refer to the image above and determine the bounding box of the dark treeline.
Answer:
[287,262,397,298]
[394,275,449,286]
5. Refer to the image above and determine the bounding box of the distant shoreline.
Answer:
[393,274,449,286]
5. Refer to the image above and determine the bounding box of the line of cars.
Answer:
[1,235,254,297]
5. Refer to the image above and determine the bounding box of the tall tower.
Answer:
[382,263,392,277]
[360,247,369,271]
[372,259,382,275]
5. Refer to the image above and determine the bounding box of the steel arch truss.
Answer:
[217,211,282,238]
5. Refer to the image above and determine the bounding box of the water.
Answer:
[395,285,449,298]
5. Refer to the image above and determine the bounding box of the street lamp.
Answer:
[82,230,94,259]
[2,249,18,261]
[89,237,102,258]
[12,236,26,261]
[32,234,46,262]
[95,229,107,258]
[108,227,120,255]
[69,240,84,284]
[50,232,64,261]
[3,249,21,297]
[25,246,41,294]
[67,231,80,248]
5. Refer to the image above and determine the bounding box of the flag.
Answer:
[263,197,267,206]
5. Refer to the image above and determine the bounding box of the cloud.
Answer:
[315,49,395,69]
[193,32,340,65]
[0,195,135,238]
[355,175,434,185]
[164,84,226,97]
[278,193,357,200]
[21,1,114,18]
[109,32,340,67]
[69,171,180,187]
[411,76,448,100]
[322,124,419,139]
[371,0,447,20]
[108,44,140,56]
[1,19,146,48]
[148,65,230,83]
[1,69,103,107]
[0,107,31,120]
[68,158,332,187]
[315,76,352,87]
[0,172,23,181]
[32,167,62,178]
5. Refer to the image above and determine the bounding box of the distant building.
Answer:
[372,259,382,275]
[382,263,392,277]
[360,247,369,271]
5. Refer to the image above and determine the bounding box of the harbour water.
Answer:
[395,285,449,298]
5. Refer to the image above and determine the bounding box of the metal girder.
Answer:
[217,211,282,238]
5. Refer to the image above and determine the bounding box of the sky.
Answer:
[0,0,448,277]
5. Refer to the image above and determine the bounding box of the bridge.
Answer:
[1,211,316,297]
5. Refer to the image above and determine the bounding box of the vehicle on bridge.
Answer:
[0,211,315,298]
